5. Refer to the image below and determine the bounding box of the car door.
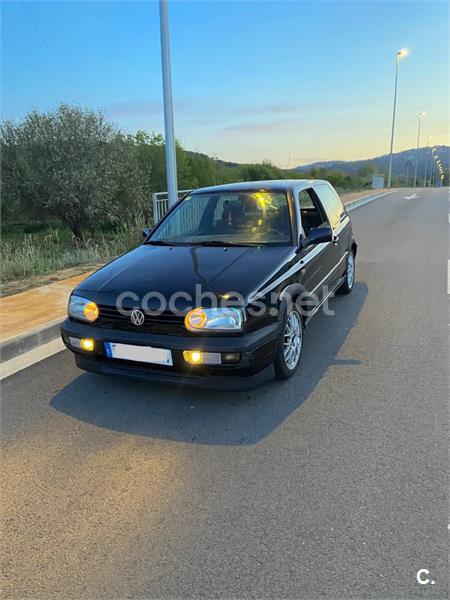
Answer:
[296,187,340,304]
[314,183,350,284]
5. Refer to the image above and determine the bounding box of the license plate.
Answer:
[104,342,173,366]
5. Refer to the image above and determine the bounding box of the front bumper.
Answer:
[60,318,281,391]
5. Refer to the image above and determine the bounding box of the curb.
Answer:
[0,318,64,363]
[345,190,393,212]
[0,189,395,365]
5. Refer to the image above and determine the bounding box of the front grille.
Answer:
[96,304,186,335]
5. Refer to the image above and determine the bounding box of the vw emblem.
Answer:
[130,309,145,326]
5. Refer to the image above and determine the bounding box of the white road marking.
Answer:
[448,260,450,295]
[404,194,419,200]
[0,338,65,380]
[448,213,450,223]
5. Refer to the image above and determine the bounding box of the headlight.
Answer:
[184,307,243,332]
[68,295,99,322]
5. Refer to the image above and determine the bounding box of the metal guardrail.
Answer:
[151,189,192,224]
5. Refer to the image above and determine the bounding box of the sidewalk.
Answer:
[0,272,94,362]
[0,188,392,361]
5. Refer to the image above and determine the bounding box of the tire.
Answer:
[274,304,304,379]
[336,249,355,295]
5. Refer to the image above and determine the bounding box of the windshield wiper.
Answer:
[189,240,257,247]
[144,239,172,245]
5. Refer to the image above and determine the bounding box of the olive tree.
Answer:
[1,105,140,242]
[1,120,24,223]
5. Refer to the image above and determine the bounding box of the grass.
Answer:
[1,219,143,286]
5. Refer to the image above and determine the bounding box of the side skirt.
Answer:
[304,275,346,326]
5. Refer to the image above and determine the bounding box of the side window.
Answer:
[298,188,328,235]
[315,185,345,229]
[298,189,315,209]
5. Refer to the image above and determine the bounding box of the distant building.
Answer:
[372,174,385,189]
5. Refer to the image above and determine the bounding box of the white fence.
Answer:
[151,190,192,224]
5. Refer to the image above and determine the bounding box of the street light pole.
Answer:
[413,112,425,187]
[159,0,178,207]
[437,160,443,186]
[423,136,431,187]
[405,160,411,187]
[432,155,438,187]
[387,49,409,188]
[429,147,437,187]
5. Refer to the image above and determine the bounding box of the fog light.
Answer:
[183,350,222,365]
[80,338,95,351]
[222,352,240,364]
[183,350,203,364]
[68,336,81,348]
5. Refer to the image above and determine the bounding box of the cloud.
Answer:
[104,98,194,118]
[105,99,162,118]
[217,119,292,136]
[221,102,301,117]
[103,98,305,120]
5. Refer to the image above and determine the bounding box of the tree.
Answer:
[134,131,166,195]
[240,161,284,182]
[1,105,138,242]
[357,162,377,178]
[133,131,195,194]
[186,152,217,188]
[1,120,25,223]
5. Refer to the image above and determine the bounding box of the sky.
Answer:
[1,0,448,167]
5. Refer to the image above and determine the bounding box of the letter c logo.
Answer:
[417,569,430,585]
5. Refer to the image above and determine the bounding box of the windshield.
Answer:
[150,191,292,246]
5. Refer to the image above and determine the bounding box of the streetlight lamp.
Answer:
[413,112,425,187]
[438,164,443,187]
[387,48,409,188]
[159,0,178,208]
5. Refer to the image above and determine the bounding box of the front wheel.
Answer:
[336,250,355,295]
[274,306,304,379]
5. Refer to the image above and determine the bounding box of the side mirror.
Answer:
[306,226,333,246]
[142,227,152,239]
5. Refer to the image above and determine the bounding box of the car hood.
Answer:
[76,244,292,308]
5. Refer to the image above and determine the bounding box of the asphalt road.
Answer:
[2,188,448,599]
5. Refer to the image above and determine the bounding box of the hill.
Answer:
[294,146,449,179]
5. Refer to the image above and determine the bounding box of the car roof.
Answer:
[193,179,330,194]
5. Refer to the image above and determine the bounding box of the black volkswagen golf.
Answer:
[61,180,357,390]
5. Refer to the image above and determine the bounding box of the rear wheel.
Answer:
[274,305,304,379]
[337,250,355,295]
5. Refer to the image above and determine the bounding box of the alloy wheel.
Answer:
[347,252,355,288]
[283,311,303,370]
